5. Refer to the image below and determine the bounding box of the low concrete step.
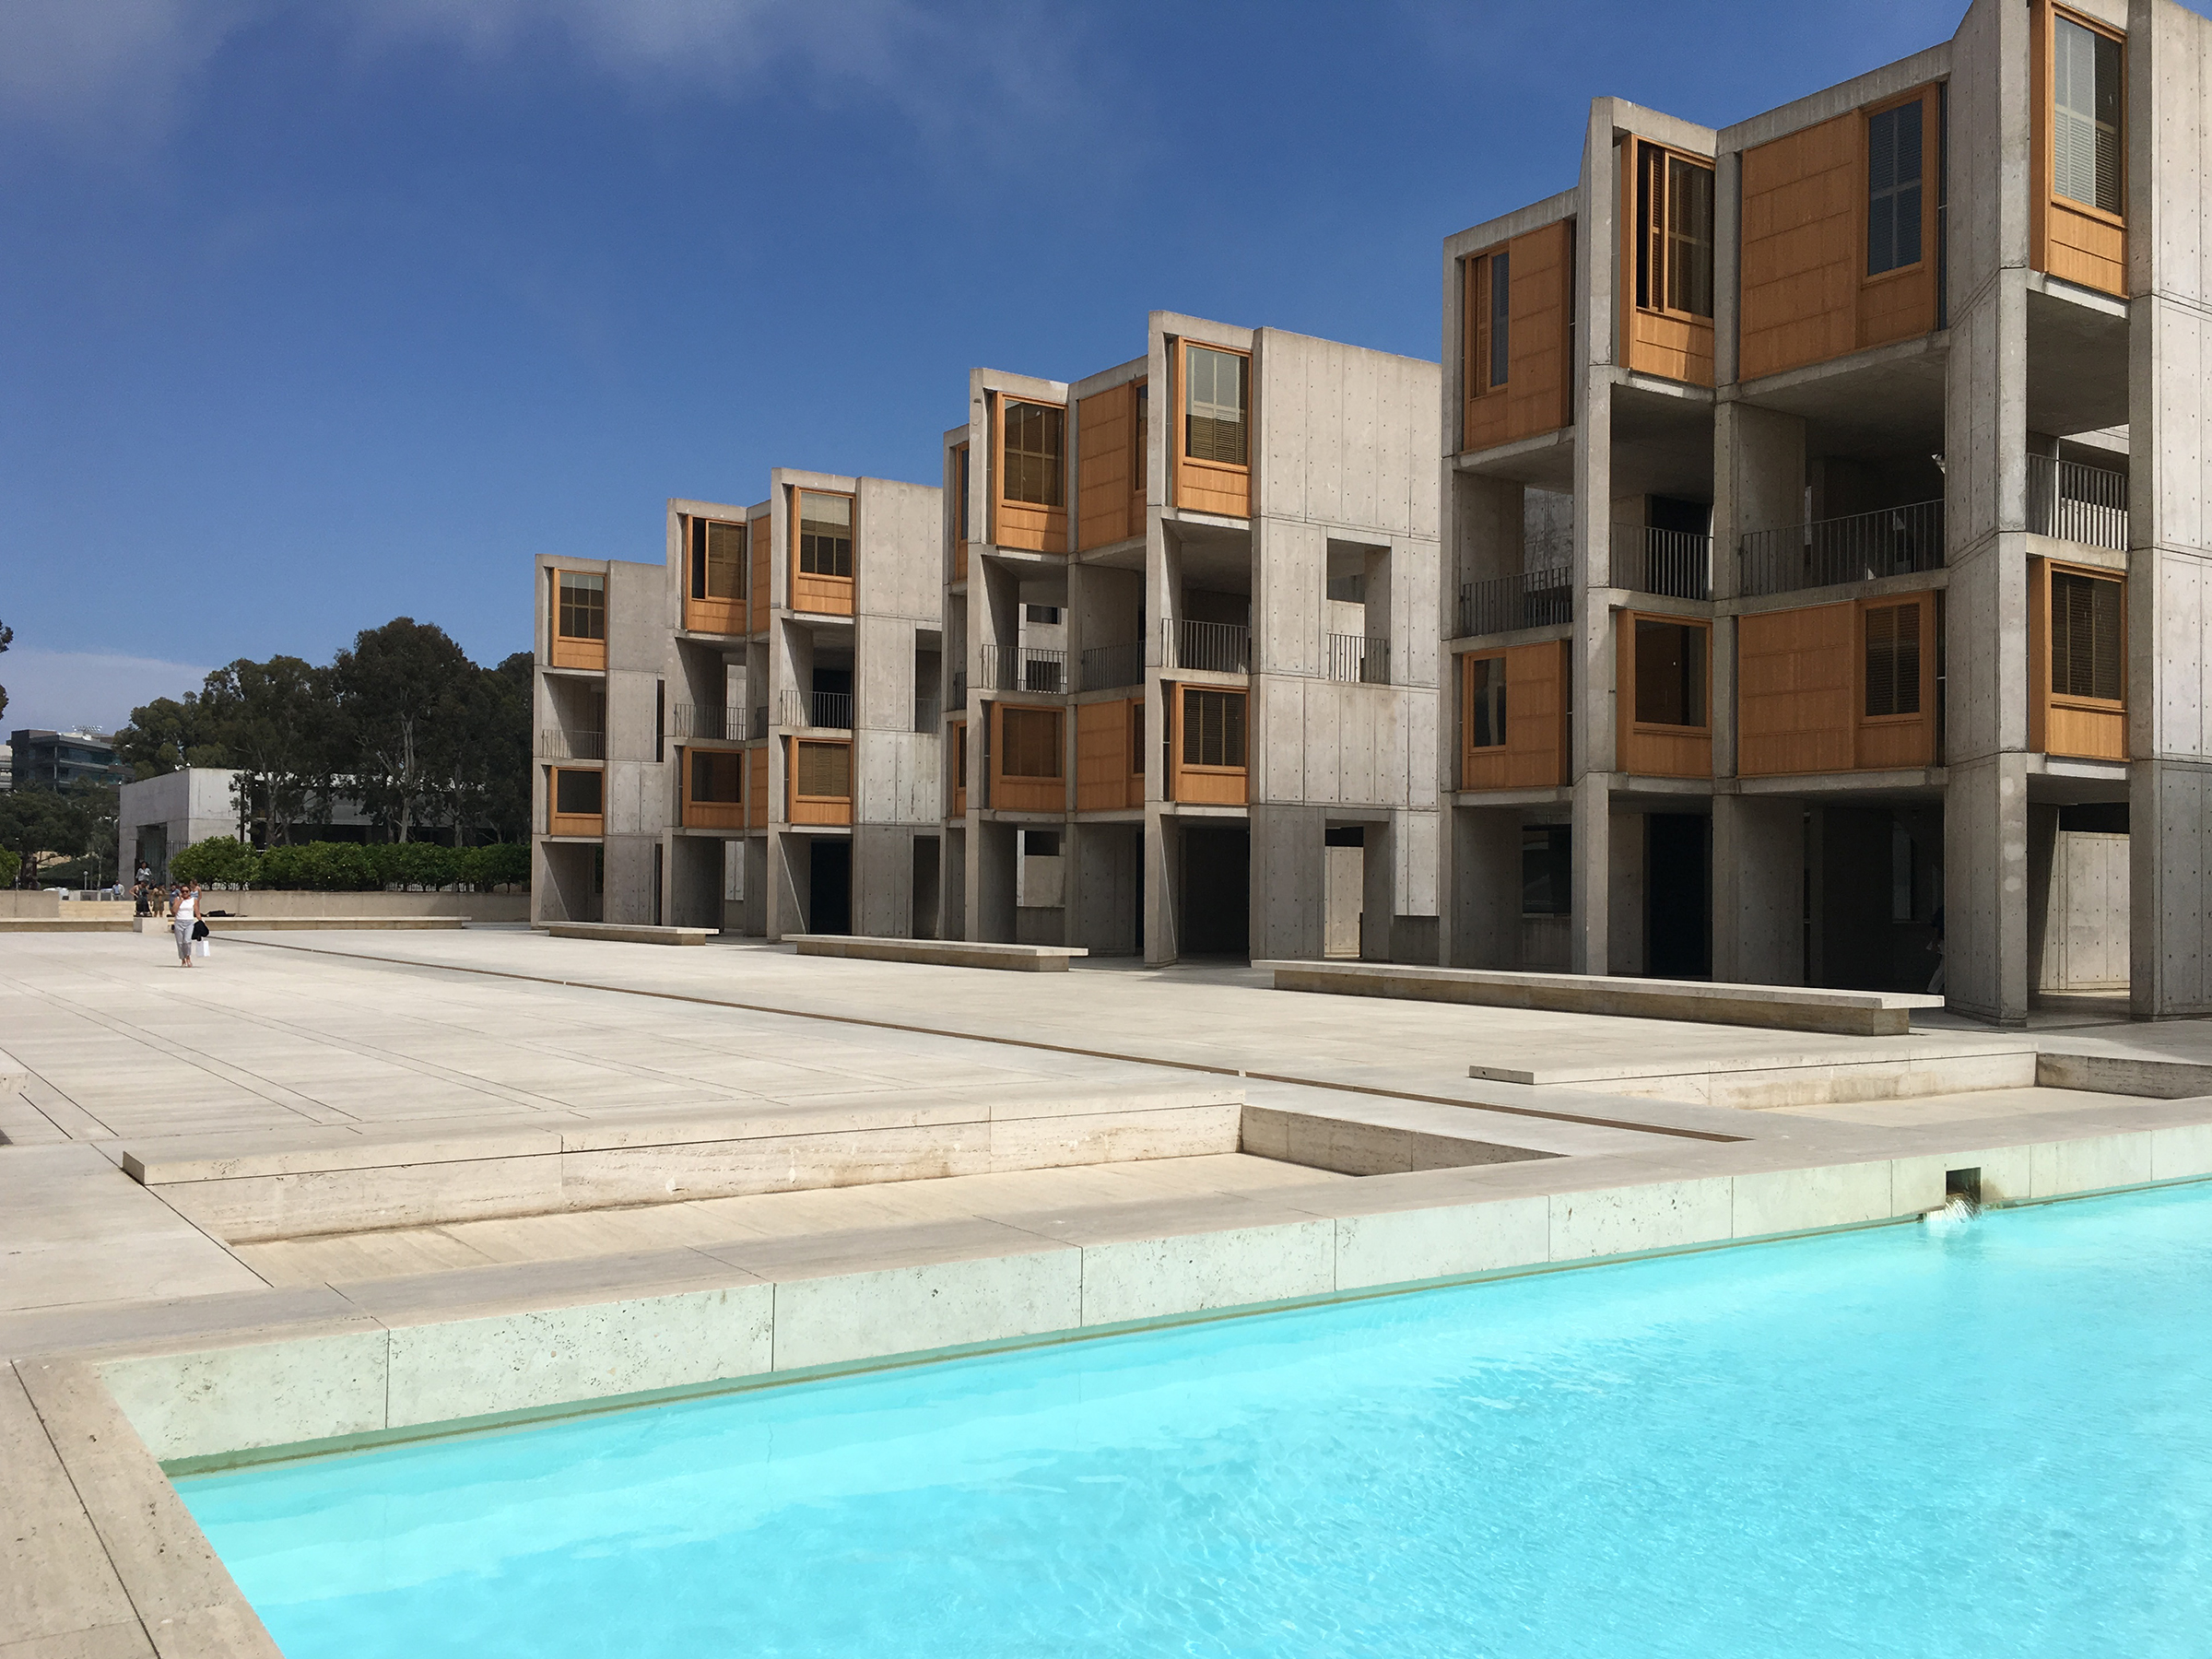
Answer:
[544,922,712,945]
[788,935,1088,971]
[1472,1038,2041,1109]
[1257,959,1944,1037]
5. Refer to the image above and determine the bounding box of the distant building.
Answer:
[8,729,129,791]
[0,742,11,792]
[117,769,377,880]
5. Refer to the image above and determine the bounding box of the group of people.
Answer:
[132,862,208,967]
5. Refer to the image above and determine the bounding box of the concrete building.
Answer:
[1436,0,2212,1024]
[115,769,380,880]
[531,476,941,935]
[9,729,126,791]
[942,312,1441,963]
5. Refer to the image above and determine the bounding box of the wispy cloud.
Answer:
[2,649,212,738]
[0,0,1091,159]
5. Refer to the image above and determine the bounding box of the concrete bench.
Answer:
[544,922,713,946]
[787,935,1088,972]
[1253,959,1946,1038]
[0,918,135,934]
[184,915,467,932]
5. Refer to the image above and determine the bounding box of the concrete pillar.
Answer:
[1711,794,1803,984]
[1944,754,2030,1022]
[740,837,766,935]
[976,819,1017,943]
[1360,814,1395,962]
[1251,805,1324,961]
[768,830,806,940]
[1448,806,1521,969]
[1145,812,1181,965]
[1570,772,1610,974]
[852,823,912,938]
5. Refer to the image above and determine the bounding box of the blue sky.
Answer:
[1,0,1978,735]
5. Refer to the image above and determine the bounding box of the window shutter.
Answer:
[797,742,850,798]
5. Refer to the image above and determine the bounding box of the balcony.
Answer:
[1079,641,1145,692]
[1610,526,1712,601]
[1165,618,1251,675]
[914,694,941,733]
[1739,500,1945,599]
[2030,455,2128,551]
[982,644,1067,695]
[1324,633,1391,685]
[538,728,606,761]
[1457,567,1572,638]
[781,688,853,730]
[669,703,751,741]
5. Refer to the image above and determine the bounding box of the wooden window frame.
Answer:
[747,746,768,830]
[2031,2,2127,294]
[1167,683,1249,806]
[1463,651,1509,752]
[683,517,748,636]
[951,717,969,816]
[1857,87,1939,297]
[785,735,853,826]
[988,701,1067,813]
[990,394,1069,551]
[2030,558,2128,759]
[1627,139,1715,325]
[1465,249,1509,401]
[790,489,856,618]
[549,569,607,670]
[679,747,746,830]
[951,442,971,582]
[1459,642,1569,792]
[1617,611,1713,780]
[1859,600,1926,725]
[1170,342,1252,520]
[547,764,605,837]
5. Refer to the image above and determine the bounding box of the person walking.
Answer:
[173,880,201,968]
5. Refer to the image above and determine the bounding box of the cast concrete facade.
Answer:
[1438,0,2212,1025]
[942,312,1441,963]
[530,475,941,936]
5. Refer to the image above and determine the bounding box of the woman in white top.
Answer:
[173,881,199,968]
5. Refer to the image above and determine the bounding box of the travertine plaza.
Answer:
[12,2,2212,1653]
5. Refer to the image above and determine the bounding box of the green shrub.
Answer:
[170,837,260,888]
[473,841,531,890]
[0,848,19,889]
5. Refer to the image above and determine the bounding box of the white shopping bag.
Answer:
[194,936,210,959]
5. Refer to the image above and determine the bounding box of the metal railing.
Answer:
[670,703,749,741]
[538,728,606,761]
[914,694,941,732]
[780,688,853,730]
[1738,499,1946,598]
[2029,454,2128,551]
[982,643,1067,694]
[1324,634,1391,685]
[1456,566,1572,638]
[1610,525,1712,600]
[1079,641,1145,692]
[1166,618,1251,674]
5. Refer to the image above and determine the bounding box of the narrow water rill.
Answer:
[179,1182,2212,1659]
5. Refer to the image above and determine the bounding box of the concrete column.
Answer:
[1448,806,1521,968]
[1944,754,2030,1023]
[1570,772,1610,974]
[852,823,911,938]
[1359,814,1394,962]
[767,830,806,941]
[1145,812,1180,965]
[1251,805,1323,961]
[1711,794,1803,984]
[976,819,1017,943]
[740,837,767,935]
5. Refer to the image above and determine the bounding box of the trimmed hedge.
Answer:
[0,848,19,889]
[167,837,531,892]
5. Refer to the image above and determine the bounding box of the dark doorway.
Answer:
[808,840,853,935]
[1180,825,1251,957]
[1645,814,1710,979]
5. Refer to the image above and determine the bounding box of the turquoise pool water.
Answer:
[182,1182,2212,1657]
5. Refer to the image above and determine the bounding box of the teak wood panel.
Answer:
[1463,218,1574,453]
[790,499,855,618]
[678,748,746,830]
[950,718,968,817]
[784,736,854,827]
[1076,698,1142,810]
[1853,596,1936,770]
[953,541,969,583]
[747,747,768,830]
[748,514,771,626]
[1459,643,1568,791]
[1737,603,1856,775]
[1165,682,1248,806]
[2028,558,2129,760]
[1618,140,1715,387]
[993,394,1069,552]
[988,702,1068,814]
[2030,2,2126,296]
[1738,86,1942,382]
[1171,345,1250,519]
[1616,611,1713,779]
[1077,380,1146,549]
[547,767,603,839]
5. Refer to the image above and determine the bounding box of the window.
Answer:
[1026,605,1063,624]
[2053,15,2123,215]
[557,571,606,640]
[1135,382,1149,491]
[1000,707,1064,778]
[688,750,742,805]
[955,444,971,540]
[1635,144,1714,317]
[1466,656,1507,748]
[1866,101,1925,276]
[1864,603,1924,717]
[954,722,968,789]
[1522,826,1571,917]
[1183,347,1248,465]
[1182,688,1247,768]
[794,740,852,798]
[1469,251,1511,394]
[798,492,853,578]
[554,769,603,816]
[1633,619,1707,727]
[1131,701,1145,773]
[1023,830,1061,856]
[2052,571,2124,700]
[1003,401,1065,506]
[689,519,746,601]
